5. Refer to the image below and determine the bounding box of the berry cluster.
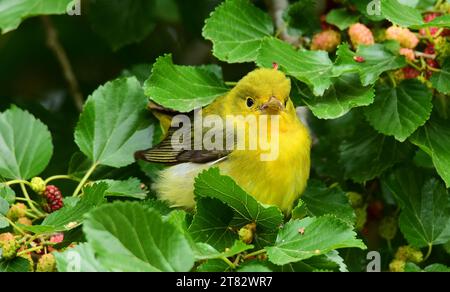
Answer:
[308,7,449,87]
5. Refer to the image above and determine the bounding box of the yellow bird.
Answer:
[136,67,311,213]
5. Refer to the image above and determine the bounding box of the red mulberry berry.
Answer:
[44,185,64,212]
[420,13,441,36]
[403,67,420,79]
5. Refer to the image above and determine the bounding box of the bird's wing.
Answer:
[135,118,232,164]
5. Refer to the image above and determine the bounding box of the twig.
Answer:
[72,162,98,197]
[423,244,433,262]
[415,52,436,59]
[41,16,84,111]
[265,0,300,46]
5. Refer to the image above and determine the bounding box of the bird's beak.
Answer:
[260,96,285,113]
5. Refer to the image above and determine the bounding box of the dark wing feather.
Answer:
[135,121,232,164]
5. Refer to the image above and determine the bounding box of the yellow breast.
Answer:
[219,107,311,213]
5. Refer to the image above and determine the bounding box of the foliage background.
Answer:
[0,0,449,272]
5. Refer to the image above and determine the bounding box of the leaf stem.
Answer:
[4,217,26,236]
[20,183,45,217]
[426,65,441,72]
[44,175,80,184]
[4,180,32,187]
[72,163,98,197]
[243,249,266,259]
[25,211,39,220]
[423,244,433,262]
[387,72,397,87]
[220,256,236,269]
[17,246,43,256]
[406,60,423,72]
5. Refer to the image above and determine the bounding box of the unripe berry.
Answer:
[311,30,341,52]
[399,48,415,61]
[347,192,363,208]
[354,206,367,231]
[0,239,18,260]
[378,216,398,241]
[0,232,14,243]
[16,217,32,226]
[36,253,56,272]
[348,23,375,47]
[30,177,46,195]
[238,222,256,244]
[389,259,405,272]
[7,203,27,221]
[395,246,423,263]
[385,26,419,49]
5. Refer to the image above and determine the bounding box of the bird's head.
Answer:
[229,66,292,116]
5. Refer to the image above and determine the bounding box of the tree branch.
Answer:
[42,16,84,111]
[265,0,300,46]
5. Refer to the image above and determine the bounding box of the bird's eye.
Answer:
[246,97,254,108]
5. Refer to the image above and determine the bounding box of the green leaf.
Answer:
[88,0,156,50]
[285,0,321,35]
[301,180,355,225]
[299,73,375,119]
[423,264,450,272]
[382,168,450,248]
[74,77,153,168]
[188,197,237,251]
[142,198,173,216]
[410,116,450,187]
[0,197,9,215]
[0,0,71,34]
[101,178,147,200]
[381,0,423,27]
[0,257,30,272]
[0,215,8,229]
[339,125,412,183]
[144,55,228,112]
[364,80,433,142]
[333,43,406,86]
[83,202,195,272]
[257,38,334,96]
[194,168,284,248]
[196,259,231,272]
[430,58,450,95]
[55,243,107,272]
[0,106,53,180]
[266,216,366,265]
[273,251,347,272]
[120,63,153,85]
[0,185,15,204]
[202,0,273,63]
[405,262,450,272]
[326,9,360,30]
[238,261,272,272]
